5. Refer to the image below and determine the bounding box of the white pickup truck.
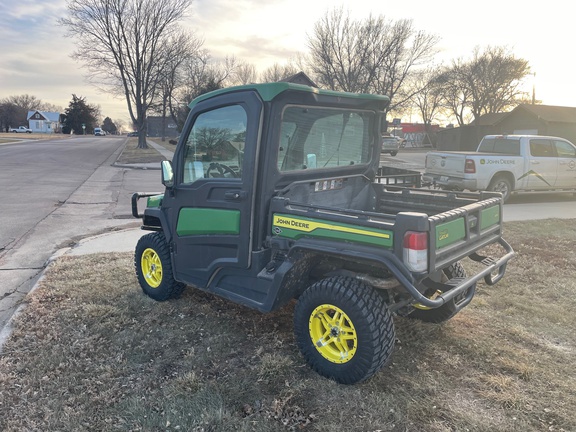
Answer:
[423,135,576,201]
[9,126,32,133]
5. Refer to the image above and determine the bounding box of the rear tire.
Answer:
[294,276,395,384]
[135,232,185,301]
[408,262,474,323]
[390,151,398,156]
[488,176,512,202]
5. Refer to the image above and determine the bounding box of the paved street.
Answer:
[0,136,162,331]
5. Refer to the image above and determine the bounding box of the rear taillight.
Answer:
[465,158,476,173]
[403,231,428,272]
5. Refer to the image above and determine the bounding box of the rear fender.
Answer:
[264,238,410,311]
[488,171,515,189]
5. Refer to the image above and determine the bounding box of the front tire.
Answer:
[408,262,474,323]
[294,276,395,384]
[135,232,185,301]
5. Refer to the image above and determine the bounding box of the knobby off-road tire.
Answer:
[135,232,185,301]
[409,261,474,323]
[294,276,395,384]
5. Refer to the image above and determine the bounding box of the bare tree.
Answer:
[260,62,299,83]
[167,52,239,130]
[307,8,382,93]
[233,62,258,85]
[59,0,193,148]
[114,118,125,133]
[408,66,445,127]
[438,46,531,124]
[435,62,472,126]
[307,7,438,115]
[152,31,203,140]
[4,94,45,113]
[372,20,439,114]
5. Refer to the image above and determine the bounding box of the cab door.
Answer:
[165,91,262,288]
[553,139,576,188]
[526,138,557,189]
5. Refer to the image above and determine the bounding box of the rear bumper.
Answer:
[399,237,515,308]
[423,173,477,190]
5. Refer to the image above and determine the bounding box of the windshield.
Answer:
[277,106,374,172]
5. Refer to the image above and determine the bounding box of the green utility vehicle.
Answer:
[132,82,514,384]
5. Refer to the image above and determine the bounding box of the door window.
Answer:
[554,140,576,158]
[530,139,554,157]
[181,105,247,184]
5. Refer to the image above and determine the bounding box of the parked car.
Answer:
[127,131,138,137]
[94,127,106,136]
[381,135,401,156]
[10,126,32,133]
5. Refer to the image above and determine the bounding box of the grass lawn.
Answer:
[0,220,574,431]
[116,137,168,164]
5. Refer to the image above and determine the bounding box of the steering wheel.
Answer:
[206,162,238,178]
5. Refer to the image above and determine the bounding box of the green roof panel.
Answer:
[188,82,390,109]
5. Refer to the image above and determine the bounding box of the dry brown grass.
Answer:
[0,133,72,145]
[116,137,168,164]
[0,219,575,431]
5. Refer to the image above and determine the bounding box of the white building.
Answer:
[27,110,62,134]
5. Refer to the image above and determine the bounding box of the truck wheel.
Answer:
[135,232,185,301]
[488,176,512,202]
[294,276,395,384]
[409,262,474,323]
[390,151,398,156]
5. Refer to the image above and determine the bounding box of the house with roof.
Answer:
[27,110,63,134]
[280,71,318,87]
[436,104,576,150]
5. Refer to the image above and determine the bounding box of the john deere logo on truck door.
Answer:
[272,214,393,248]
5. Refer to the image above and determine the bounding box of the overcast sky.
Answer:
[0,0,572,126]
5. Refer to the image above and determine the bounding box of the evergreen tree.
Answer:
[102,117,117,135]
[61,95,100,135]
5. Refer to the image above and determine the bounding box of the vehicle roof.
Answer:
[483,134,570,140]
[188,82,390,109]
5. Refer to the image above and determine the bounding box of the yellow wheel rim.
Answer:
[309,304,357,364]
[141,248,163,288]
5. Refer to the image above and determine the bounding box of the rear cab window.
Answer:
[478,138,521,155]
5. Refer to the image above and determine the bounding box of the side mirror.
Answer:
[161,160,174,188]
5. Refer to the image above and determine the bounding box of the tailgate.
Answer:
[425,152,466,176]
[428,195,504,272]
